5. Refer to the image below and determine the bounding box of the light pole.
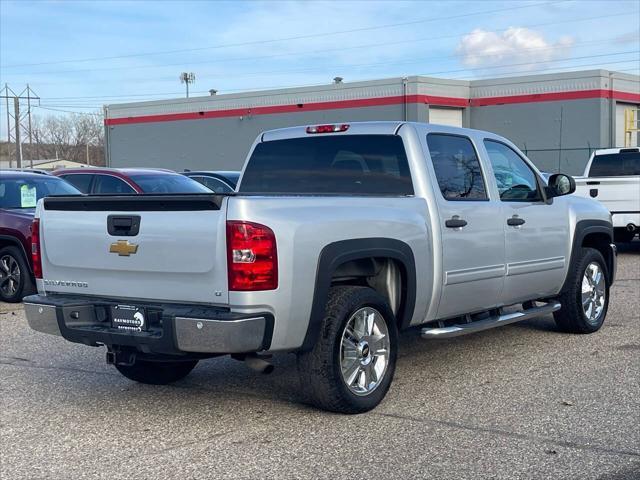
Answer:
[180,72,196,98]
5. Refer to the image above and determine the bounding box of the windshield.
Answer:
[128,174,211,193]
[0,176,81,209]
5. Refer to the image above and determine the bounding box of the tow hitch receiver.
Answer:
[106,349,136,366]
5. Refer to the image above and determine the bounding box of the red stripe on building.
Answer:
[470,89,640,106]
[104,89,640,126]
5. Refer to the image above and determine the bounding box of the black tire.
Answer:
[553,247,609,334]
[0,246,35,303]
[115,358,198,385]
[614,228,636,244]
[297,286,398,414]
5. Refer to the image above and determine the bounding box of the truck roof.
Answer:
[260,121,505,142]
[592,147,640,156]
[53,167,177,176]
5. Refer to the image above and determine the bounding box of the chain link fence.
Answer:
[522,146,605,176]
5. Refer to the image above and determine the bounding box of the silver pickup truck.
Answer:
[24,122,616,413]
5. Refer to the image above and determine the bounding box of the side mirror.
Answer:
[546,173,575,198]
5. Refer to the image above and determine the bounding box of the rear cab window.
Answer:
[426,133,488,201]
[239,135,414,195]
[589,151,640,177]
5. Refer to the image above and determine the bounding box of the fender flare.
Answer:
[301,238,417,351]
[562,219,614,291]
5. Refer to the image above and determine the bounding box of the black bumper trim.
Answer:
[23,294,273,356]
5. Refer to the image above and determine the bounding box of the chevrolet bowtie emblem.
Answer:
[109,240,139,256]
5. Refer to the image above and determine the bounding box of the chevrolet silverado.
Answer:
[24,122,616,413]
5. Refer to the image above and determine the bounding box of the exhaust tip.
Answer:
[244,354,274,375]
[627,223,637,232]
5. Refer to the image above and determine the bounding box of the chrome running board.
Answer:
[421,301,561,339]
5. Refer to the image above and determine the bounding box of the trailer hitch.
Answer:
[106,348,136,366]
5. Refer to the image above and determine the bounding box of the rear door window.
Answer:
[426,133,488,201]
[589,151,640,176]
[59,174,93,193]
[239,135,413,195]
[93,175,136,194]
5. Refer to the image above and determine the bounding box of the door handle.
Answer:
[445,216,468,228]
[507,216,526,227]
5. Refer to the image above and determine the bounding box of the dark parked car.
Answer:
[0,171,81,302]
[53,167,211,194]
[181,170,240,193]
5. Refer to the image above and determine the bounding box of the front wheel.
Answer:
[115,357,198,385]
[297,286,398,414]
[554,247,610,333]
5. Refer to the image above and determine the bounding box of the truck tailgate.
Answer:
[38,195,229,304]
[574,176,640,212]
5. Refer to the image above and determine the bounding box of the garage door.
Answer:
[428,108,463,127]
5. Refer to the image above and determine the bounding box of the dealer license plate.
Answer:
[111,304,147,332]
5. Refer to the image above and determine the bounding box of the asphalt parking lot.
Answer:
[0,245,638,480]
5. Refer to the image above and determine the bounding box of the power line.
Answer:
[38,57,640,111]
[23,60,640,115]
[113,49,640,83]
[34,106,102,115]
[32,38,620,100]
[1,1,563,69]
[16,38,637,100]
[27,62,640,116]
[2,10,628,78]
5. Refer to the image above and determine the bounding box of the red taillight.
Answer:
[226,221,278,291]
[31,218,42,279]
[306,124,349,134]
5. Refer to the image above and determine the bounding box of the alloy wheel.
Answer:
[340,307,391,396]
[581,262,606,324]
[0,254,21,298]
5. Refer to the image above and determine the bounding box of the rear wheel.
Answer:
[0,246,35,303]
[297,286,398,414]
[115,357,198,385]
[554,247,609,333]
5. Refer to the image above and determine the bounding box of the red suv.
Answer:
[0,171,81,302]
[53,167,210,194]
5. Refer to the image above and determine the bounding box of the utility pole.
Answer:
[1,84,40,169]
[14,97,21,167]
[180,72,196,98]
[27,84,34,168]
[3,84,14,167]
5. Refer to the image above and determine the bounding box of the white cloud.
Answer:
[456,27,574,71]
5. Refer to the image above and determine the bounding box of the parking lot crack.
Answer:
[376,412,640,458]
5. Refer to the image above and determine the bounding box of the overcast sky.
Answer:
[0,0,639,139]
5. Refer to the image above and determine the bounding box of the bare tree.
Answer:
[29,111,104,164]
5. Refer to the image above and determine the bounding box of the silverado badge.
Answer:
[109,240,138,256]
